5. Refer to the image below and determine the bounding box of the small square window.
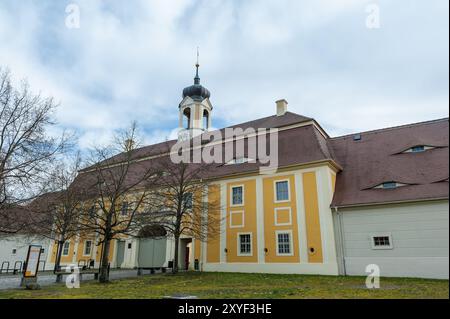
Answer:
[231,186,244,206]
[371,235,393,250]
[12,248,17,255]
[275,181,290,202]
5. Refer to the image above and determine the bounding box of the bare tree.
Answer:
[76,123,161,283]
[28,152,86,282]
[0,68,70,234]
[149,146,222,274]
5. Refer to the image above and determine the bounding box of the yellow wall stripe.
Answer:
[302,172,323,263]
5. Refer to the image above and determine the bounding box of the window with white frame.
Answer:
[89,204,96,218]
[275,180,290,202]
[238,233,252,255]
[62,241,70,256]
[371,234,393,250]
[183,192,193,209]
[121,201,129,216]
[84,240,92,256]
[231,186,244,206]
[276,232,292,255]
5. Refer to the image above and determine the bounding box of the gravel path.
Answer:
[0,269,140,290]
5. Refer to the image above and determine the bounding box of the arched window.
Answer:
[203,109,209,129]
[183,107,191,129]
[138,225,167,239]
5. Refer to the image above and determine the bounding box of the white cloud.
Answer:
[0,0,448,150]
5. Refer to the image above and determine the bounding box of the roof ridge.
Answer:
[222,111,311,129]
[330,117,449,140]
[311,125,332,160]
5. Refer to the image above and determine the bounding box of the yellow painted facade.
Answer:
[302,171,323,263]
[206,185,221,263]
[263,175,300,263]
[226,179,258,263]
[198,165,336,273]
[45,164,336,274]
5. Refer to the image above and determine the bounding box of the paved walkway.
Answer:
[0,269,140,290]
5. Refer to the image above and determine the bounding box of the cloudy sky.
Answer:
[0,0,448,149]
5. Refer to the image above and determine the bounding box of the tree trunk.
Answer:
[172,233,180,274]
[55,240,64,283]
[99,239,111,283]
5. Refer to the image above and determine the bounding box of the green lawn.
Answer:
[0,272,448,299]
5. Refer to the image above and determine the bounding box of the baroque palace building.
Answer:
[1,66,448,279]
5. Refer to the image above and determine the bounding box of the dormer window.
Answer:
[381,182,398,189]
[411,146,425,153]
[402,145,435,154]
[374,182,408,190]
[226,157,253,165]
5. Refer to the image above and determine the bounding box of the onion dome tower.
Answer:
[178,50,212,141]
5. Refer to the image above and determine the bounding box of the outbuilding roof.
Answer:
[329,118,449,207]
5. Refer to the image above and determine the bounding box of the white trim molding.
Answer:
[229,210,245,229]
[274,207,292,226]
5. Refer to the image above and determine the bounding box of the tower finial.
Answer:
[194,46,200,84]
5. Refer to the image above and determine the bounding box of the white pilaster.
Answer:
[256,177,265,264]
[294,171,309,263]
[219,182,227,263]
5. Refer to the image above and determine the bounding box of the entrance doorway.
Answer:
[179,238,192,270]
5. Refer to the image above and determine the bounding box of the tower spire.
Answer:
[194,47,200,85]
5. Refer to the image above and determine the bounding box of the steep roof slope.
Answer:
[75,112,336,192]
[329,118,449,207]
[81,112,313,171]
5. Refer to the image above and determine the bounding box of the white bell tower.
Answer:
[178,52,212,141]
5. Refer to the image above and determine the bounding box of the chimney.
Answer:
[276,99,288,116]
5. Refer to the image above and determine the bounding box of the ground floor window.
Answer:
[276,231,293,255]
[238,233,252,256]
[62,241,70,256]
